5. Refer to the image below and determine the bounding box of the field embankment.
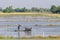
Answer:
[0,36,60,40]
[0,12,60,18]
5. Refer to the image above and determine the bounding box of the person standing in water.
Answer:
[18,25,21,30]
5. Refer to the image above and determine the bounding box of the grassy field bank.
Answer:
[0,36,60,40]
[0,38,60,40]
[0,12,60,18]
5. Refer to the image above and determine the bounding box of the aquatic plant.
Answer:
[35,24,41,26]
[47,24,57,26]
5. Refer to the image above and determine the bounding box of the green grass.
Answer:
[0,36,60,40]
[0,38,60,40]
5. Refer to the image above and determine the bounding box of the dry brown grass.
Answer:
[0,12,60,18]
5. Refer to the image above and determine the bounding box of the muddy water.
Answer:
[0,16,60,37]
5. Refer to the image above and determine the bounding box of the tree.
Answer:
[50,5,60,13]
[14,8,21,12]
[57,6,60,13]
[21,7,26,12]
[3,6,14,13]
[31,7,40,12]
[50,5,57,13]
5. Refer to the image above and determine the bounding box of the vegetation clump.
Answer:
[50,5,60,13]
[47,24,59,26]
[3,6,14,13]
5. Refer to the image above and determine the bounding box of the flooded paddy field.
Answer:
[0,16,60,38]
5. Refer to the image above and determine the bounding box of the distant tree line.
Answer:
[0,6,50,13]
[0,5,60,13]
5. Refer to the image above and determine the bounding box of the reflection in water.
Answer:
[25,31,31,36]
[18,32,20,39]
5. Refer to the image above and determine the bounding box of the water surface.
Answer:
[0,16,60,37]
